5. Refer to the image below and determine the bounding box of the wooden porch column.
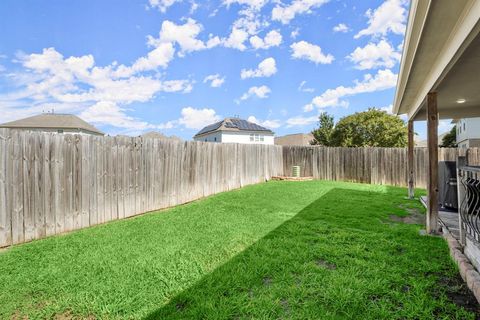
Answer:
[408,120,415,199]
[426,92,440,234]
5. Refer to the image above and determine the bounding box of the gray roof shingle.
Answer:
[0,113,104,135]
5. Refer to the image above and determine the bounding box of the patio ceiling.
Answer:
[394,0,480,121]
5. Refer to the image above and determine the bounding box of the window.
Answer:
[464,122,466,131]
[250,134,254,141]
[57,129,64,133]
[254,134,260,142]
[260,135,264,141]
[214,137,217,142]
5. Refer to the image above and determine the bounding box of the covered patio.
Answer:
[394,0,480,234]
[394,0,480,295]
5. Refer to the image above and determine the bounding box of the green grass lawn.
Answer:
[0,180,478,319]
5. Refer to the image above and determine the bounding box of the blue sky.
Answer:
[0,0,452,139]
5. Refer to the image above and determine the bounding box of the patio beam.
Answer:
[408,120,415,199]
[426,92,440,234]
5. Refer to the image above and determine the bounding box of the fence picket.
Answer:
[0,128,470,248]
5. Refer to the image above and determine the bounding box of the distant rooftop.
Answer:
[141,131,182,142]
[275,133,314,146]
[194,118,274,137]
[0,113,104,135]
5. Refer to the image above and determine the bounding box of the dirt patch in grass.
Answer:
[315,259,336,270]
[53,311,74,320]
[401,284,411,292]
[433,272,480,317]
[262,277,272,286]
[10,310,27,320]
[52,311,96,320]
[389,205,425,225]
[280,298,290,315]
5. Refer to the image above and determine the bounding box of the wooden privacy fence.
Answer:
[0,129,283,248]
[282,146,461,188]
[2,128,477,248]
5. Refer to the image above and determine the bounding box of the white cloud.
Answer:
[241,57,277,79]
[161,79,194,93]
[223,0,269,11]
[290,41,334,64]
[189,1,199,14]
[240,85,271,100]
[148,0,182,13]
[1,47,193,132]
[286,115,318,127]
[298,80,314,93]
[373,104,407,120]
[131,42,175,70]
[380,104,393,114]
[305,69,398,111]
[221,0,273,51]
[290,28,300,39]
[80,101,156,131]
[226,0,269,36]
[223,27,250,51]
[57,76,162,104]
[203,74,225,88]
[377,104,408,120]
[231,16,263,37]
[178,107,221,129]
[209,9,219,17]
[355,0,407,39]
[147,19,219,57]
[206,36,222,48]
[333,23,349,33]
[249,30,283,50]
[113,42,175,77]
[247,115,281,129]
[348,40,401,70]
[272,0,329,24]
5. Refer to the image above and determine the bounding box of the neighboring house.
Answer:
[275,133,313,146]
[141,131,182,142]
[0,113,104,136]
[454,118,480,148]
[193,118,274,145]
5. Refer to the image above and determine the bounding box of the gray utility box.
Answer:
[439,161,458,210]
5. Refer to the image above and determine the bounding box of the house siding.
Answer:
[194,131,274,145]
[457,117,480,148]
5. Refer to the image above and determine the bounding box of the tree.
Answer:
[310,112,334,146]
[311,109,408,147]
[441,125,457,147]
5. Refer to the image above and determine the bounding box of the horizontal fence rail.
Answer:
[0,129,283,247]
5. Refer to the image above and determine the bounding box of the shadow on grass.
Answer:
[144,187,477,320]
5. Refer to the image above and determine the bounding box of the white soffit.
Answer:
[394,0,480,120]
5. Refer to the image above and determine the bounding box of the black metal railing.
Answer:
[458,164,480,242]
